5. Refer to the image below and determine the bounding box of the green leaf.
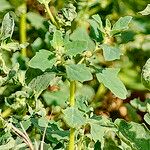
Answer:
[89,19,103,42]
[37,0,50,5]
[38,117,49,127]
[63,107,86,128]
[142,58,150,90]
[70,27,95,51]
[111,16,132,35]
[0,0,12,12]
[66,64,93,82]
[27,12,45,29]
[29,49,56,72]
[105,19,112,31]
[144,113,150,125]
[92,14,104,32]
[0,12,15,40]
[65,40,87,56]
[88,117,114,142]
[42,81,69,107]
[31,37,44,52]
[51,30,64,50]
[100,44,122,61]
[139,4,150,15]
[103,137,122,150]
[130,98,150,112]
[62,4,77,22]
[115,119,150,150]
[0,138,15,150]
[28,72,55,99]
[96,68,128,99]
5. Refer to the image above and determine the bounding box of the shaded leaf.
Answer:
[27,12,45,29]
[28,72,55,99]
[89,19,103,42]
[92,14,104,32]
[115,119,150,150]
[0,0,12,12]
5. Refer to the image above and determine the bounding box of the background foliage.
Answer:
[0,0,150,150]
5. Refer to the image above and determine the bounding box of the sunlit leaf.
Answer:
[96,68,128,99]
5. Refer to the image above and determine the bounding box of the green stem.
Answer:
[45,3,59,28]
[69,81,76,107]
[94,84,106,101]
[1,108,12,118]
[20,3,27,57]
[68,81,76,150]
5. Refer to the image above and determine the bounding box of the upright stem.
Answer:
[68,81,76,150]
[69,81,75,107]
[20,2,27,57]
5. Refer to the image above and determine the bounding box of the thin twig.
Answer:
[11,124,34,150]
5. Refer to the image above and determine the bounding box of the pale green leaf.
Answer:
[66,64,93,82]
[96,68,128,99]
[111,16,132,35]
[27,12,45,29]
[88,19,103,42]
[42,81,69,107]
[139,4,150,15]
[51,30,63,50]
[0,12,14,40]
[0,0,12,12]
[0,138,15,150]
[100,44,122,61]
[29,50,56,72]
[28,72,55,99]
[130,98,150,112]
[88,117,114,142]
[115,119,150,150]
[105,19,111,31]
[70,27,95,51]
[92,14,104,32]
[38,117,49,127]
[142,58,150,90]
[144,113,150,125]
[63,107,86,128]
[37,0,50,5]
[65,40,87,56]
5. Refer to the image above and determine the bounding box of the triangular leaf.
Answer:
[96,68,128,99]
[63,107,86,128]
[29,49,56,72]
[100,44,122,61]
[65,40,87,56]
[66,64,93,82]
[111,16,132,35]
